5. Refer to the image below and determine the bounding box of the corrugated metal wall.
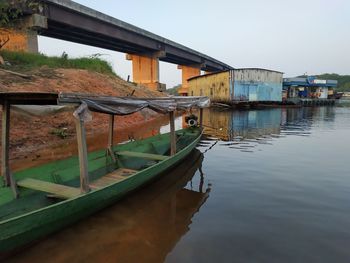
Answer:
[233,69,283,102]
[188,71,231,103]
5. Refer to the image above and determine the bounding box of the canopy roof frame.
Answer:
[0,92,210,198]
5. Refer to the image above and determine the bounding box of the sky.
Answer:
[38,0,350,88]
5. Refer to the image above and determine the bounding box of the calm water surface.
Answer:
[8,106,350,263]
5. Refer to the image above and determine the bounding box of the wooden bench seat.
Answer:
[17,178,80,199]
[116,151,168,161]
[89,168,137,190]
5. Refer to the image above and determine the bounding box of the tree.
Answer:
[0,1,21,28]
[0,0,41,57]
[166,84,181,95]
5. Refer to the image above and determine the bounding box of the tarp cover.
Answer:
[11,105,73,117]
[58,94,210,118]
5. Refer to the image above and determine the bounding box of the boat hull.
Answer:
[0,128,202,255]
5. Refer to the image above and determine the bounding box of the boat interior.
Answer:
[0,128,200,221]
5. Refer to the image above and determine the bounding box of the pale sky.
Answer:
[39,0,350,88]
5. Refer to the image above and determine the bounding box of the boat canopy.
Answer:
[0,92,210,118]
[58,93,210,115]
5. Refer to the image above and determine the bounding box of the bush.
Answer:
[0,50,116,75]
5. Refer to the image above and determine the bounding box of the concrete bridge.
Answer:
[0,0,233,95]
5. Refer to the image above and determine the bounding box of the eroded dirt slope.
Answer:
[0,67,165,164]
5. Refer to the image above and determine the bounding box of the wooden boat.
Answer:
[10,149,210,262]
[0,92,209,255]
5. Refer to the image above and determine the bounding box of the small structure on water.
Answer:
[187,68,283,106]
[283,76,338,105]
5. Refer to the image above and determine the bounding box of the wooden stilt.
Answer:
[199,108,203,128]
[107,114,117,163]
[1,101,18,197]
[75,118,90,193]
[169,111,176,156]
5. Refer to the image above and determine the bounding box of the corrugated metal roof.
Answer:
[235,68,284,74]
[187,70,230,81]
[187,68,283,82]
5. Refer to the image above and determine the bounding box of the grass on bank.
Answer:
[0,50,116,76]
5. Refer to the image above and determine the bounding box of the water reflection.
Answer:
[202,107,336,153]
[10,115,170,171]
[8,149,210,263]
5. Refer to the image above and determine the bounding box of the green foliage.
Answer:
[166,84,181,95]
[50,128,68,139]
[0,0,41,27]
[0,50,116,75]
[0,1,19,27]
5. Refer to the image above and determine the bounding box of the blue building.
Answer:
[283,76,338,100]
[231,68,283,102]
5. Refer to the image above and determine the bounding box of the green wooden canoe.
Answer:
[0,127,202,255]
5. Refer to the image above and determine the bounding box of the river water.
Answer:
[8,105,350,263]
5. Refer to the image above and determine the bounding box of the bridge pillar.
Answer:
[126,52,166,92]
[0,28,38,53]
[177,65,201,96]
[0,14,47,53]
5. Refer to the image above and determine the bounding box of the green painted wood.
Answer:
[116,151,169,161]
[17,178,81,199]
[0,128,202,254]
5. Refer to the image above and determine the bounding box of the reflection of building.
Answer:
[11,150,209,263]
[188,68,283,105]
[281,106,335,127]
[203,108,282,141]
[203,107,336,142]
[283,76,338,105]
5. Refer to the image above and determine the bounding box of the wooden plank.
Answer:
[75,118,90,193]
[17,178,80,199]
[0,69,31,79]
[169,111,176,155]
[105,168,136,180]
[90,168,136,189]
[89,176,117,189]
[1,100,10,186]
[1,101,18,198]
[116,151,168,161]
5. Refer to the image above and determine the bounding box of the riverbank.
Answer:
[0,51,165,167]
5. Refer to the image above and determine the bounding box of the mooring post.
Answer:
[199,108,203,128]
[169,111,176,156]
[107,114,117,162]
[75,118,90,193]
[1,101,18,197]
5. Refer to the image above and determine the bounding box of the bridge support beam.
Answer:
[126,53,166,92]
[0,14,47,53]
[178,65,201,96]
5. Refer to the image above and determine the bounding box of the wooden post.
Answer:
[75,118,90,193]
[2,101,10,186]
[1,101,18,197]
[169,111,176,156]
[199,108,203,128]
[107,114,116,163]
